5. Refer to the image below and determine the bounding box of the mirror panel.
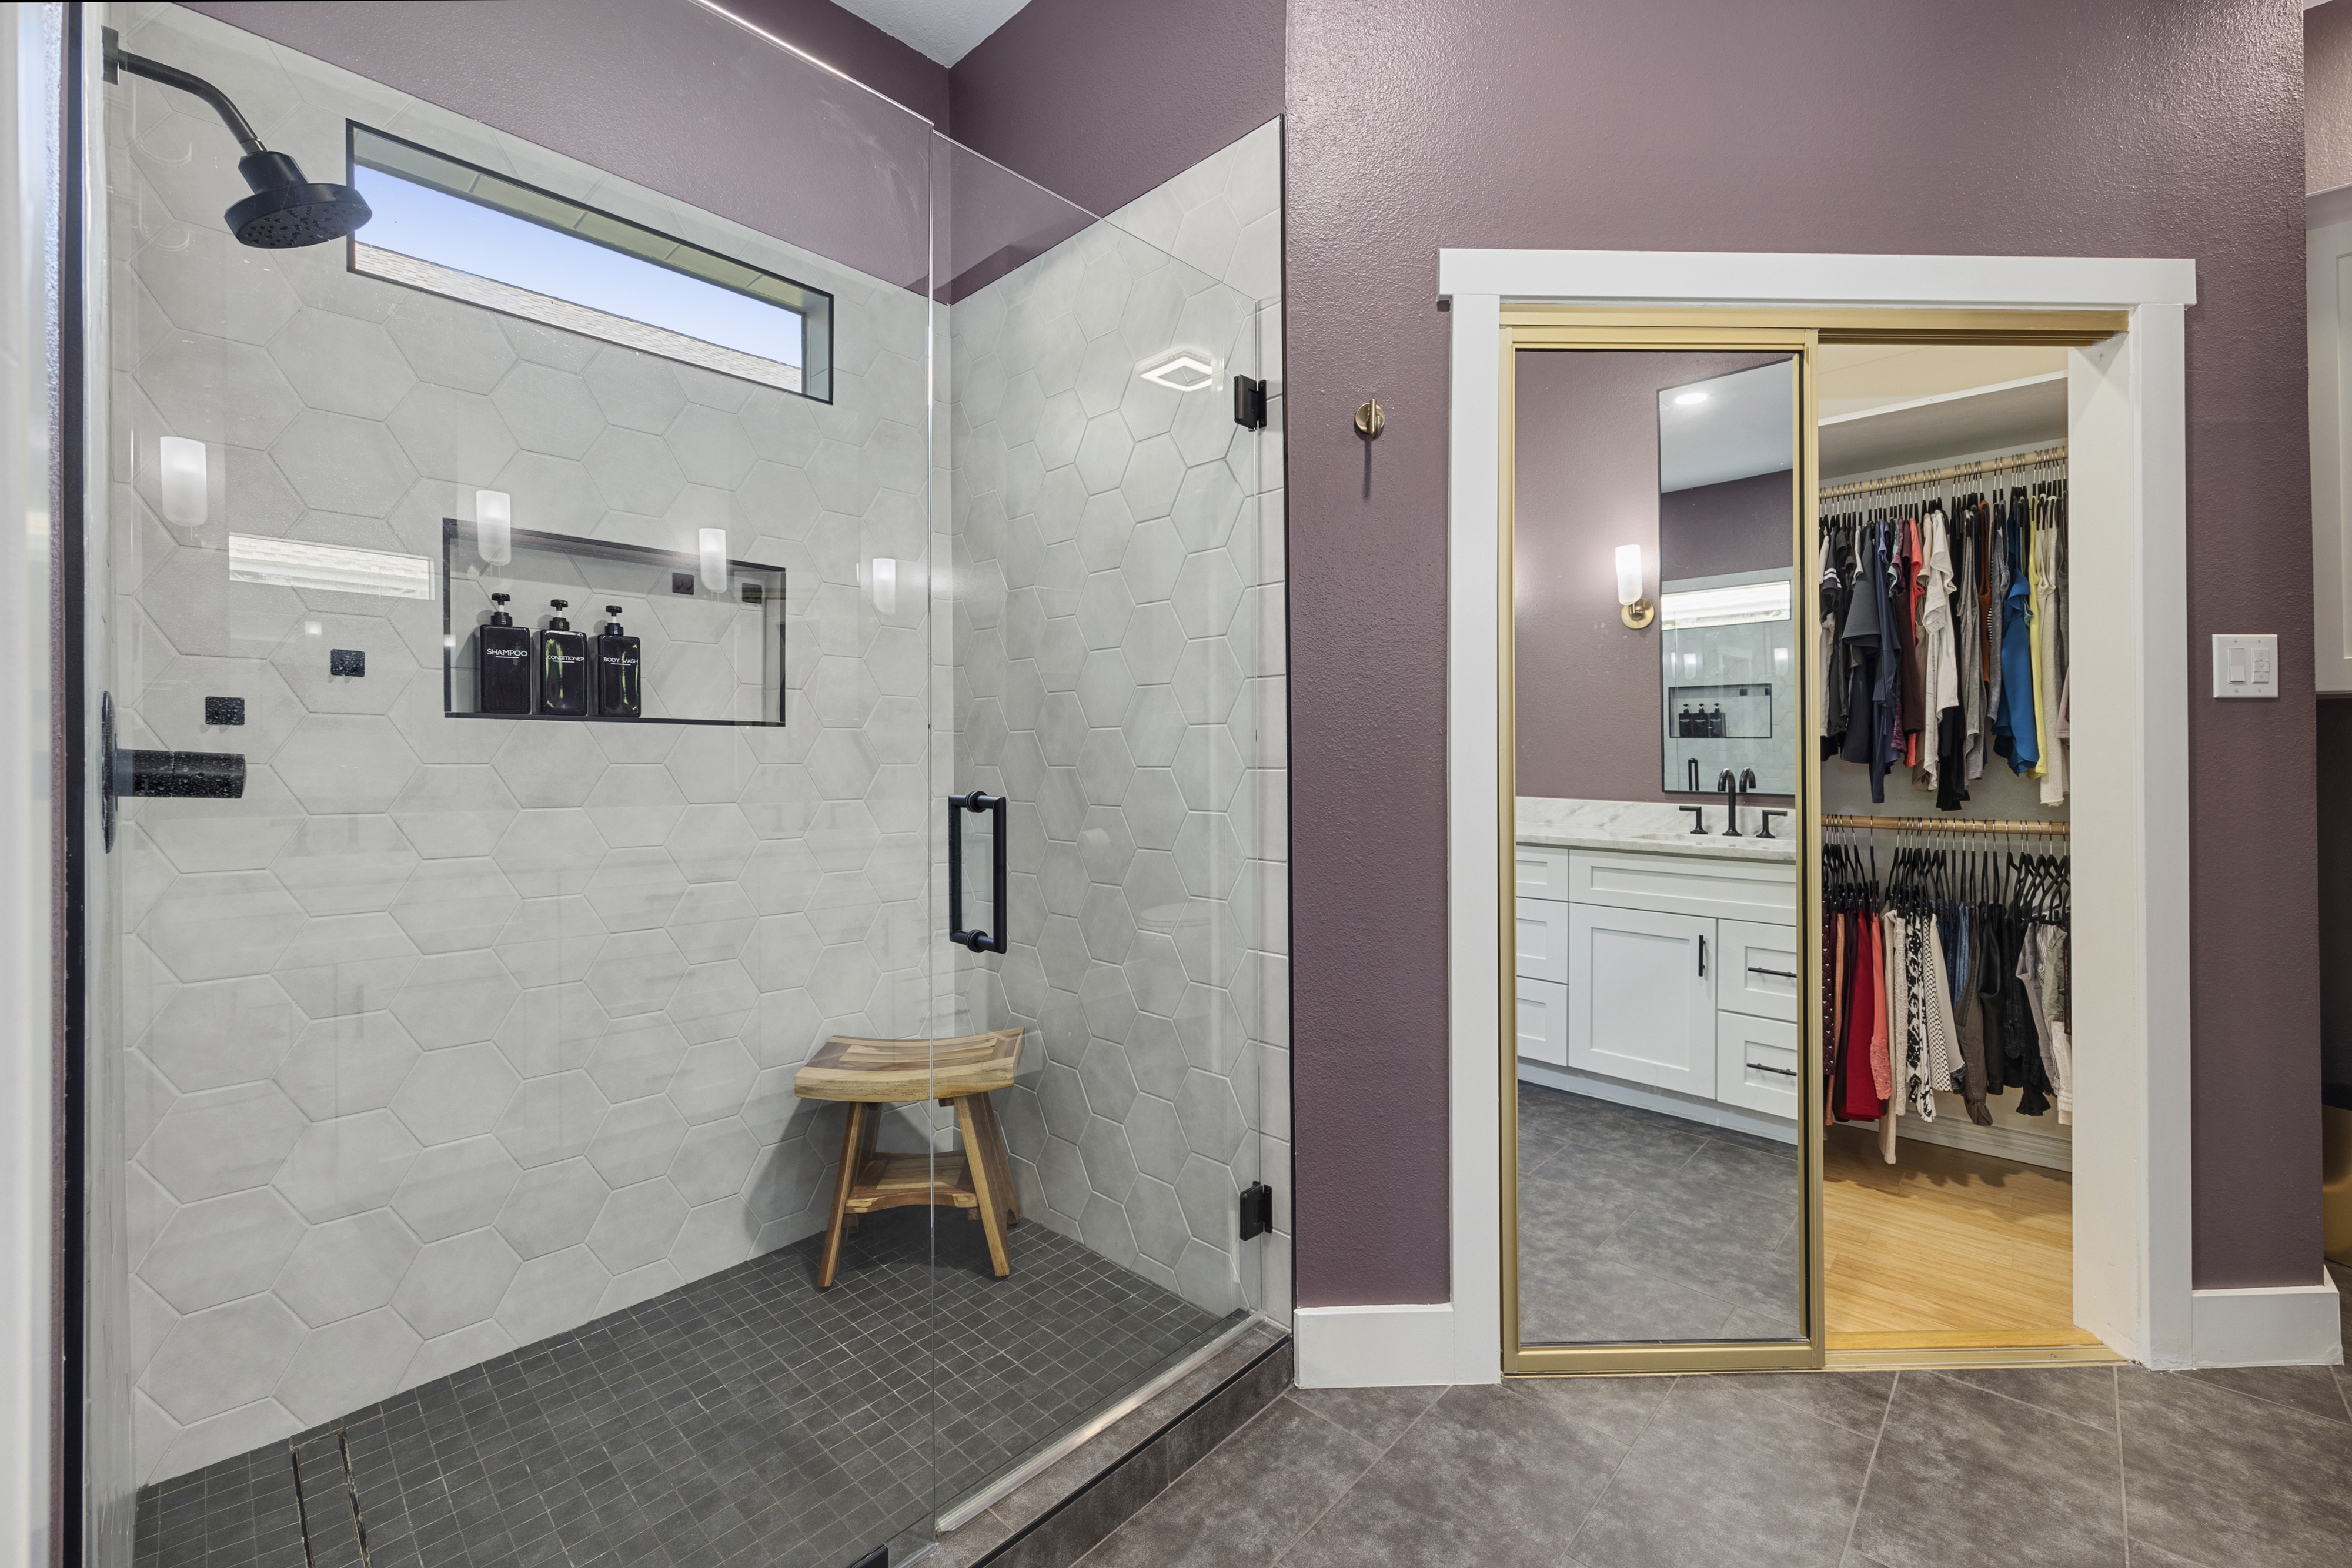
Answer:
[1511,349,1805,1350]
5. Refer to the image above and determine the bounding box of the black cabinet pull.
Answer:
[1747,1061,1799,1078]
[1748,967,1799,979]
[948,791,1007,954]
[1698,934,1706,977]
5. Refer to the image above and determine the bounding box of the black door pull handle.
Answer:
[948,790,1008,954]
[1698,934,1707,977]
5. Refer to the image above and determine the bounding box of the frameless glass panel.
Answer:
[89,5,940,1564]
[1511,349,1804,1348]
[928,131,1284,1512]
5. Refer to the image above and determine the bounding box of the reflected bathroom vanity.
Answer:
[1514,800,1799,1137]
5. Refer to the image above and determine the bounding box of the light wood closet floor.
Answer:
[1822,1124,2096,1349]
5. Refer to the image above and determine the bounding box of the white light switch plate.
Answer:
[2211,633,2279,698]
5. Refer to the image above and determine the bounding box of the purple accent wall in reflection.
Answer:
[1661,473,1794,584]
[1514,350,1789,805]
[949,0,1285,218]
[183,0,937,290]
[1288,0,2313,1302]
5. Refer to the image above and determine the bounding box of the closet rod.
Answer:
[1819,443,2067,502]
[1823,813,2069,837]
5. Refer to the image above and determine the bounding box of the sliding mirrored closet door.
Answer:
[1506,343,1813,1369]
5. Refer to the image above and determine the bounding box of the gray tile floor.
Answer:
[1518,1082,1803,1343]
[1080,1262,2352,1568]
[133,1211,1235,1568]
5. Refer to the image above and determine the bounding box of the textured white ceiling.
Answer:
[829,0,1033,65]
[1657,361,1796,493]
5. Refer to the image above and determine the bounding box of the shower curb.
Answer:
[925,1326,1295,1568]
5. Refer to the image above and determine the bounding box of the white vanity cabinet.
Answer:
[1515,840,1800,1126]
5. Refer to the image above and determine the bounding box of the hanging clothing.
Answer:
[1994,500,2040,774]
[2036,498,2069,805]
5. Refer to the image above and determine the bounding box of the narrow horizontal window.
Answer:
[347,123,831,400]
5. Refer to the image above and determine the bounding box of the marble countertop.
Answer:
[1515,797,1798,865]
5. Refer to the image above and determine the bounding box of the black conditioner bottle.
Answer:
[539,599,589,716]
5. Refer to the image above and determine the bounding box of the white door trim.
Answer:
[1308,250,2214,1388]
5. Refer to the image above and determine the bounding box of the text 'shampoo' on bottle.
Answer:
[477,591,532,714]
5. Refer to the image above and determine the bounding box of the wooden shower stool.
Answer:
[794,1028,1024,1288]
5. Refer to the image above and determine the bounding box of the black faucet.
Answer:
[1678,805,1706,834]
[1718,769,1742,836]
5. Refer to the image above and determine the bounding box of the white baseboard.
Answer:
[2190,1276,2345,1367]
[1516,1060,1797,1145]
[1294,1302,1456,1387]
[1895,1101,2074,1173]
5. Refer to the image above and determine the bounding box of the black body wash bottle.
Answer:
[478,591,532,714]
[539,599,589,716]
[595,604,642,718]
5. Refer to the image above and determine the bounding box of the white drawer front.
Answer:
[1715,1011,1802,1118]
[1516,978,1569,1066]
[1569,849,1797,928]
[1515,844,1571,902]
[1515,895,1569,983]
[1719,919,1803,1024]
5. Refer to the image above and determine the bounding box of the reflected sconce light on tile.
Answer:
[158,436,206,528]
[861,557,899,616]
[697,528,728,592]
[475,488,512,566]
[1616,544,1655,629]
[1138,351,1216,392]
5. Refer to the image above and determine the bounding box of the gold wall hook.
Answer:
[1355,398,1385,439]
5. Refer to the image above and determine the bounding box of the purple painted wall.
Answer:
[1287,0,2314,1303]
[1661,473,1796,584]
[948,0,1285,218]
[723,0,950,126]
[183,1,937,289]
[1514,350,1791,805]
[2311,0,2352,193]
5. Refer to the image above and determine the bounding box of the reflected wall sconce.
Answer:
[475,488,511,566]
[862,557,899,616]
[697,527,728,592]
[1616,543,1655,629]
[158,436,206,528]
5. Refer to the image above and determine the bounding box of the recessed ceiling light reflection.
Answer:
[1139,352,1217,392]
[1674,390,1709,406]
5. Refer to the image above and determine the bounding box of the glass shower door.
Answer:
[89,5,944,1565]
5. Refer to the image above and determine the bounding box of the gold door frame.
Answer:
[1496,307,2127,1376]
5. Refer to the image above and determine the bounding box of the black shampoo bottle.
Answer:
[595,604,642,718]
[478,592,532,714]
[539,599,589,716]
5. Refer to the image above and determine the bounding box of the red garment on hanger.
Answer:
[1838,911,1886,1121]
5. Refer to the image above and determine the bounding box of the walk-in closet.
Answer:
[1813,343,2082,1352]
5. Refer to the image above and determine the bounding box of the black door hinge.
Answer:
[1239,1182,1274,1241]
[1232,374,1267,430]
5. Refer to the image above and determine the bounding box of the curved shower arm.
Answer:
[102,31,266,155]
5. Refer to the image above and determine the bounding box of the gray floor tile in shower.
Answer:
[133,1209,1237,1568]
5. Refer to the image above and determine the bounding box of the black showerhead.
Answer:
[103,29,370,250]
[226,151,373,250]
